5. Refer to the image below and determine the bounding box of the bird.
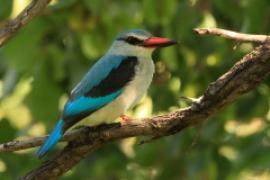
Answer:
[36,29,177,158]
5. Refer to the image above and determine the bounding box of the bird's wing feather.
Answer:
[70,55,124,99]
[62,55,138,130]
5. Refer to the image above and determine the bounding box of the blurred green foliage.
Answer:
[1,0,270,179]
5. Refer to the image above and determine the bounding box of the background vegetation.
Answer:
[1,0,270,179]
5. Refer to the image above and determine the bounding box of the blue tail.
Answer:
[36,119,64,158]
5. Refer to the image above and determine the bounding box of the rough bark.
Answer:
[0,0,51,47]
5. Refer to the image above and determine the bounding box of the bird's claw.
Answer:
[120,115,134,126]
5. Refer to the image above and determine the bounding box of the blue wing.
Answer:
[70,55,126,99]
[64,90,122,116]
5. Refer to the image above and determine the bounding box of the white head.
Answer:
[108,29,177,57]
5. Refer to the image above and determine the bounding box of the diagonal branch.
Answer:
[16,30,270,179]
[0,0,51,47]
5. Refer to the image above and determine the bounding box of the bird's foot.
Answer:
[120,115,134,126]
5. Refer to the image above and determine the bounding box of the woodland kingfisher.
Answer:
[36,29,177,158]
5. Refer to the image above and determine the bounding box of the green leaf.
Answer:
[0,0,12,19]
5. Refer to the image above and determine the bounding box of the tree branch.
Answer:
[0,0,51,47]
[194,28,270,43]
[15,29,270,179]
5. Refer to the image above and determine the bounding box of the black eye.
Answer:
[125,36,143,45]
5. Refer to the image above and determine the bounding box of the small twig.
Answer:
[0,137,44,153]
[0,0,51,47]
[193,28,270,43]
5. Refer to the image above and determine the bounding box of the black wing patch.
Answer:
[85,56,138,97]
